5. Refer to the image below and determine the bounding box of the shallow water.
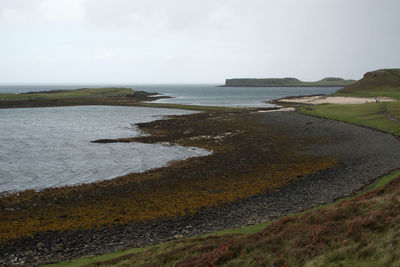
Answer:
[140,84,340,107]
[0,106,210,193]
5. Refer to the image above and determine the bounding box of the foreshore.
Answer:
[269,94,395,106]
[1,99,400,265]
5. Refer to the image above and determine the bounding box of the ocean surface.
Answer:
[0,84,340,107]
[0,106,210,193]
[0,84,340,193]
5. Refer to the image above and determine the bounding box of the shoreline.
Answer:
[269,94,396,106]
[1,107,400,265]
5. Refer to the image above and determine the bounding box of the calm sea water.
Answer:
[0,106,210,193]
[0,84,340,107]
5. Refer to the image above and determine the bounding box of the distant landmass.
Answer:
[224,77,356,87]
[335,69,400,98]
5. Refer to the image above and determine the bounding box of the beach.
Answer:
[273,95,395,105]
[1,107,400,265]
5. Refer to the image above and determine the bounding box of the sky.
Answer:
[0,0,399,84]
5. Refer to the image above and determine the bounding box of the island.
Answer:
[223,77,355,87]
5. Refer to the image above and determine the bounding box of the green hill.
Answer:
[224,77,355,87]
[0,87,136,100]
[335,69,400,99]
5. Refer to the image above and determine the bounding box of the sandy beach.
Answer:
[275,95,395,105]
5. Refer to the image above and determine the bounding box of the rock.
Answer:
[52,244,63,252]
[183,129,193,135]
[36,242,45,251]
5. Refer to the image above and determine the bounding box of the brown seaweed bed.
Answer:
[1,108,400,266]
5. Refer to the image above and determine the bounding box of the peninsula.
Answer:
[224,77,355,87]
[0,87,167,109]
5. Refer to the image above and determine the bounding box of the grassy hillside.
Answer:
[224,77,355,87]
[299,101,400,135]
[335,69,400,99]
[46,170,400,267]
[0,87,136,100]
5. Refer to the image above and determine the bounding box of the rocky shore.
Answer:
[1,110,400,266]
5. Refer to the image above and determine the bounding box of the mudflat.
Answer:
[1,109,400,266]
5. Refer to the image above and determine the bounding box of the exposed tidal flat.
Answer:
[1,106,400,265]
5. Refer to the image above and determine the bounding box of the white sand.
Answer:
[277,95,395,105]
[259,107,296,113]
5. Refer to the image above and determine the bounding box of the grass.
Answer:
[298,101,400,135]
[334,69,400,99]
[42,247,147,267]
[44,170,400,267]
[334,89,400,99]
[43,167,400,267]
[0,87,135,100]
[43,96,400,266]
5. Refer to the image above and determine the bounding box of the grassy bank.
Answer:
[299,101,400,135]
[0,88,137,100]
[334,69,400,99]
[45,169,400,267]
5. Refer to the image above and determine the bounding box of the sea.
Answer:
[0,84,339,193]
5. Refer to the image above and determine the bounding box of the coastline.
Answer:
[1,104,400,265]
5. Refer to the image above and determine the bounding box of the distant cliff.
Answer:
[224,77,355,87]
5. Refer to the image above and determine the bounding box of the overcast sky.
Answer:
[0,0,399,84]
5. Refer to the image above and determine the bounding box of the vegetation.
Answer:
[335,69,400,99]
[224,77,355,87]
[5,71,400,266]
[47,74,400,266]
[299,101,400,135]
[0,87,136,100]
[0,111,337,242]
[45,171,400,267]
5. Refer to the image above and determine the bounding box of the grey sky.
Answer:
[0,0,399,83]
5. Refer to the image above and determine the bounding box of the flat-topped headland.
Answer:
[223,77,355,87]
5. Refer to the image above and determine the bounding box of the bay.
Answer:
[0,106,210,193]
